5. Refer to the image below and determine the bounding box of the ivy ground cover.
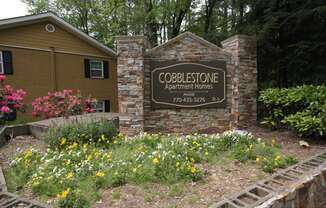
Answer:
[4,123,297,208]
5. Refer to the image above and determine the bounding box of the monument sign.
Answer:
[151,61,226,108]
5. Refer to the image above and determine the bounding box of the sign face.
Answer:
[151,61,226,109]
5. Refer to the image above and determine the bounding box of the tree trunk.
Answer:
[204,0,218,36]
[170,0,192,38]
[144,0,159,47]
[222,0,228,33]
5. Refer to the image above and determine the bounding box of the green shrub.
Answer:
[44,119,118,148]
[259,85,326,137]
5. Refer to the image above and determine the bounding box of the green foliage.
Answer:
[23,0,326,88]
[57,188,90,208]
[7,130,295,207]
[259,85,326,137]
[44,120,118,149]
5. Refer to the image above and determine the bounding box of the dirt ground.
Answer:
[0,135,46,169]
[0,126,325,208]
[248,125,326,160]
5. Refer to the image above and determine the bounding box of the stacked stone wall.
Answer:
[116,33,257,135]
[143,34,234,133]
[116,36,149,135]
[222,35,257,128]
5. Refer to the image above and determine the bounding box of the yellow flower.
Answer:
[190,166,197,174]
[24,148,33,159]
[60,137,66,146]
[275,155,281,161]
[68,142,78,150]
[152,158,160,165]
[256,157,261,163]
[95,171,105,177]
[205,151,209,156]
[57,188,70,199]
[66,172,74,180]
[176,162,180,167]
[47,176,54,181]
[95,151,101,159]
[87,154,93,161]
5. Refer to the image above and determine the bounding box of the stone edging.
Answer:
[0,165,7,192]
[0,114,120,145]
[0,124,31,147]
[0,191,50,208]
[0,165,49,207]
[210,150,326,208]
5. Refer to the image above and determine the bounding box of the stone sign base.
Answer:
[116,32,257,136]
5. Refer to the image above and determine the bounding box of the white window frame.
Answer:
[95,101,105,112]
[0,51,4,74]
[89,59,104,79]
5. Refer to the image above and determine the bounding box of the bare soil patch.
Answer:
[0,135,46,169]
[247,125,326,160]
[94,161,266,208]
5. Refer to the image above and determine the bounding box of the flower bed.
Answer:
[4,127,297,208]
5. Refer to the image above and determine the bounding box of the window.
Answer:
[94,100,110,112]
[95,101,105,112]
[89,60,104,78]
[0,51,3,74]
[84,59,108,79]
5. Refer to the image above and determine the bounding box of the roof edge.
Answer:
[0,12,117,57]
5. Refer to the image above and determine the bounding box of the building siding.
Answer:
[0,21,109,57]
[0,20,118,118]
[55,53,118,112]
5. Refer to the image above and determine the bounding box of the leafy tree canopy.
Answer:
[23,0,326,88]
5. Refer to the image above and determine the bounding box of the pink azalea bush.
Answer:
[0,75,27,121]
[32,89,97,119]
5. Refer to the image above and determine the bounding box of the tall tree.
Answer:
[22,0,326,89]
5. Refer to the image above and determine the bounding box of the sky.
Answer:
[0,0,29,20]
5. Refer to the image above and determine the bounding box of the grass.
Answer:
[168,183,186,197]
[111,190,121,200]
[5,128,297,208]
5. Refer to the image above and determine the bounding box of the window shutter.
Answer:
[104,100,110,112]
[84,59,90,78]
[3,51,13,75]
[103,61,109,79]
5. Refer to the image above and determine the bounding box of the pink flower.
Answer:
[0,75,6,81]
[13,104,21,109]
[1,106,10,113]
[17,89,27,97]
[5,95,14,101]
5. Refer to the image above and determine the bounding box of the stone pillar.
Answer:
[222,35,257,128]
[116,36,148,135]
